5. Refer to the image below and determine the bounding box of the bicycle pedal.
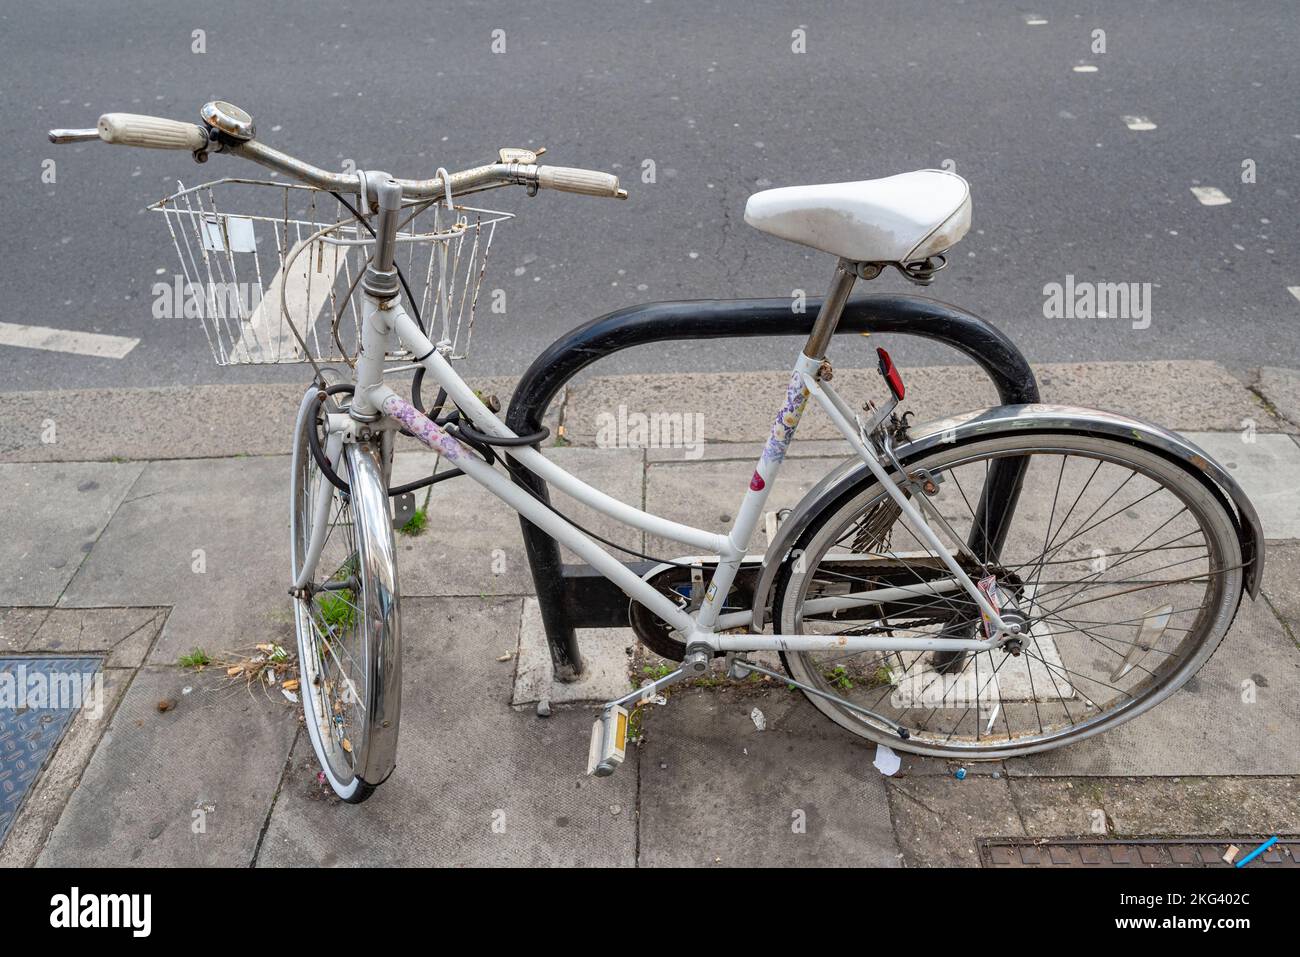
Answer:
[586,705,629,777]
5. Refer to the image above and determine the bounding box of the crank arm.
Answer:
[588,663,687,777]
[589,647,713,777]
[606,665,688,710]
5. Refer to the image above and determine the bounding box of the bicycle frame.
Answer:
[297,251,1017,662]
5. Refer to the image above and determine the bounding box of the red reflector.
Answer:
[877,347,905,400]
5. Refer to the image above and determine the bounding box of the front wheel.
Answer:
[289,391,402,802]
[772,430,1244,760]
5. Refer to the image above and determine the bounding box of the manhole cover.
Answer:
[980,837,1298,868]
[0,656,103,846]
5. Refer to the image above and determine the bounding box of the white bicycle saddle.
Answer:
[744,169,971,263]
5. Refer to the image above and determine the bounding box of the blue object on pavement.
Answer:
[0,657,103,846]
[1235,836,1279,867]
[954,767,967,780]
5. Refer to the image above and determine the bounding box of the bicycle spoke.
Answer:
[781,439,1238,755]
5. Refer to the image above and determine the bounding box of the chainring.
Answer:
[628,563,754,662]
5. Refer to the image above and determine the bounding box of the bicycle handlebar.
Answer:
[536,165,623,198]
[47,110,628,203]
[97,112,209,151]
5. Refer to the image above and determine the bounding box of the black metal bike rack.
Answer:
[505,294,1040,681]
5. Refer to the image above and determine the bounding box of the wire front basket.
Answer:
[151,178,511,366]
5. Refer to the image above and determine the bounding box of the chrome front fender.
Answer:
[751,403,1264,630]
[344,442,403,785]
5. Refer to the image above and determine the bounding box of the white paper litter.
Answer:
[281,688,299,704]
[873,743,901,776]
[750,707,767,731]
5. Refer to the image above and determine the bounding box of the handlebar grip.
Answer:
[97,113,208,151]
[537,165,626,199]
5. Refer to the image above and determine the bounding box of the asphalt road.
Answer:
[2,0,1296,393]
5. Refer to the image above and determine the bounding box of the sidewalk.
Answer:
[2,360,1299,867]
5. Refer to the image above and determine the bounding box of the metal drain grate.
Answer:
[0,656,103,846]
[980,837,1298,868]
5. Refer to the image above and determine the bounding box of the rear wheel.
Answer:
[289,391,402,802]
[772,430,1244,759]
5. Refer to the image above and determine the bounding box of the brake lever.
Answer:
[497,146,547,165]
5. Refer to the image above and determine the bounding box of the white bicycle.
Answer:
[52,102,1263,803]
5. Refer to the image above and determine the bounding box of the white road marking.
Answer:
[1288,286,1300,303]
[0,321,139,358]
[1190,186,1232,206]
[1122,115,1158,131]
[1072,64,1098,72]
[1025,15,1048,25]
[230,237,348,362]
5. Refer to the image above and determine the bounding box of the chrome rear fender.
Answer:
[751,403,1264,630]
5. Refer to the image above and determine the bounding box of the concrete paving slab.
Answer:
[37,665,297,867]
[637,685,900,866]
[646,438,853,464]
[1256,366,1300,430]
[512,597,635,705]
[1005,595,1300,776]
[0,667,130,867]
[626,650,1006,764]
[1010,776,1300,838]
[565,361,1281,449]
[21,606,168,668]
[1260,544,1300,640]
[57,456,294,665]
[258,597,638,866]
[0,608,50,654]
[0,377,524,463]
[1184,431,1300,539]
[886,773,1026,866]
[390,446,644,598]
[892,753,1008,777]
[0,461,144,606]
[566,366,996,447]
[0,384,306,464]
[1031,361,1279,433]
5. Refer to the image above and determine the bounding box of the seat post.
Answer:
[803,257,858,360]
